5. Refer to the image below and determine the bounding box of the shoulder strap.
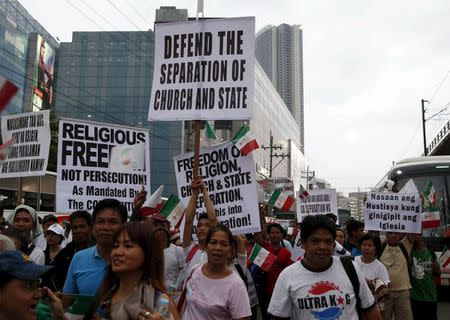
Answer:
[399,242,412,280]
[340,256,362,319]
[26,244,36,256]
[185,244,199,264]
[234,263,248,288]
[381,241,387,256]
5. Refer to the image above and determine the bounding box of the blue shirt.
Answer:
[63,245,107,296]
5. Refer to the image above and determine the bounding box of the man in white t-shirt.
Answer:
[268,215,382,320]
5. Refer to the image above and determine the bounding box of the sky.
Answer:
[18,0,450,195]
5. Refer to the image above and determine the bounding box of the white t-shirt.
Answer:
[182,264,251,320]
[355,256,390,284]
[164,244,184,289]
[268,256,375,320]
[175,242,208,290]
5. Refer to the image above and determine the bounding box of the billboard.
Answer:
[32,35,55,111]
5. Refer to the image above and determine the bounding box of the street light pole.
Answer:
[422,99,429,156]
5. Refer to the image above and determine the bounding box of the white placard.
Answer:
[149,17,255,121]
[56,119,150,213]
[364,192,422,233]
[296,188,338,221]
[291,231,305,262]
[174,142,260,235]
[0,110,50,177]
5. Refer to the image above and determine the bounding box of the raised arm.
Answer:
[130,186,147,222]
[254,205,267,245]
[201,179,218,227]
[182,177,201,248]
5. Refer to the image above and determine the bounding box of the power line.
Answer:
[0,63,181,146]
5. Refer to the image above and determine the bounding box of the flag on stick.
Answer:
[160,195,185,227]
[200,122,218,148]
[269,190,294,211]
[423,181,437,207]
[422,207,440,229]
[299,185,309,199]
[249,243,276,272]
[140,185,164,217]
[231,126,259,156]
[0,76,18,112]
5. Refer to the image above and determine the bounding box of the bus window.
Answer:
[395,175,448,237]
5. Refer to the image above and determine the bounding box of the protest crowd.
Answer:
[0,174,443,320]
[0,8,445,320]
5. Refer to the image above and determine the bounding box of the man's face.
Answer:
[386,232,401,246]
[12,210,34,240]
[302,228,335,269]
[353,227,365,241]
[93,209,123,246]
[71,217,91,245]
[269,227,283,245]
[196,218,210,242]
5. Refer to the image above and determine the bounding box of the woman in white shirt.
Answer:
[355,233,390,285]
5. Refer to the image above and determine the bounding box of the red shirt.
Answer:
[262,241,292,295]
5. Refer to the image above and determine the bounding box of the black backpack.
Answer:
[340,256,362,319]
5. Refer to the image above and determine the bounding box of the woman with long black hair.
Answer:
[86,222,179,319]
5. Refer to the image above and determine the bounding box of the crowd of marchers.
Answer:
[0,177,442,320]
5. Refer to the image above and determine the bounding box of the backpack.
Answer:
[340,256,362,320]
[381,241,412,280]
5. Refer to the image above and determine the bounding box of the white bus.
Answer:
[374,156,450,287]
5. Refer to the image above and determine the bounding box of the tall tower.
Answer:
[256,24,304,152]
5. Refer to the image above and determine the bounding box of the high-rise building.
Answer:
[348,192,366,221]
[256,24,304,152]
[0,0,58,114]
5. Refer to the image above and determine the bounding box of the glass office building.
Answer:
[0,0,58,115]
[54,30,183,195]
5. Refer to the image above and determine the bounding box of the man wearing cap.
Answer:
[62,199,127,308]
[7,204,45,265]
[0,250,66,320]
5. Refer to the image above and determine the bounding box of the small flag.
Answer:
[249,243,276,272]
[140,185,164,217]
[257,178,275,194]
[0,138,15,161]
[160,195,186,227]
[299,185,309,199]
[109,143,145,172]
[200,122,218,148]
[422,207,440,229]
[423,181,437,207]
[0,76,19,112]
[269,190,294,211]
[231,126,259,156]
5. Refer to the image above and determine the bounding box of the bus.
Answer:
[374,156,450,288]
